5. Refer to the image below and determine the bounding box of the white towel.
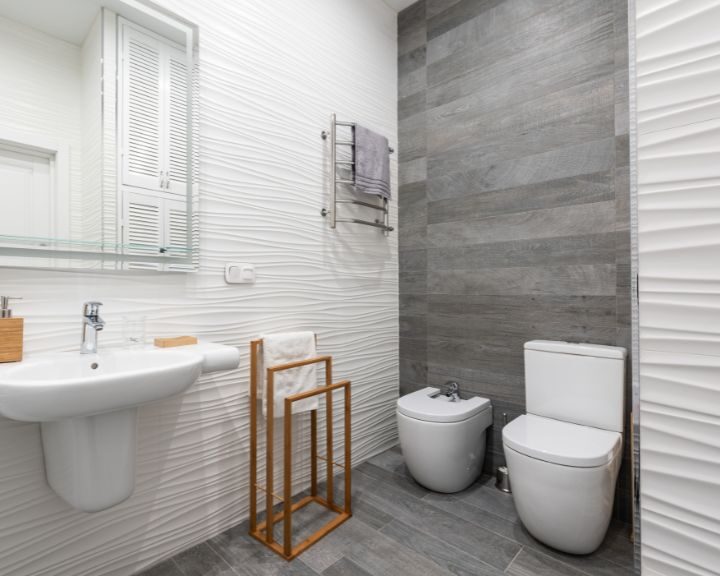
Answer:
[257,331,318,418]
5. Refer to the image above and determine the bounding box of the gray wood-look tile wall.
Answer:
[397,0,632,523]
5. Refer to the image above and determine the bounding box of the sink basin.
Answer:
[0,344,237,512]
[0,348,203,421]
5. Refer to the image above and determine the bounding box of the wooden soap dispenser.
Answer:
[0,296,23,363]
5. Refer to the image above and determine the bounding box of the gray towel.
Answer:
[355,125,391,199]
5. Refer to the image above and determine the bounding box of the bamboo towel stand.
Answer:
[249,338,352,560]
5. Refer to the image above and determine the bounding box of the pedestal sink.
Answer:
[0,344,239,512]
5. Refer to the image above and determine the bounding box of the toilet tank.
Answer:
[524,340,626,432]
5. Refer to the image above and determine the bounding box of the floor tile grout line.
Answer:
[422,490,522,537]
[420,491,604,576]
[169,557,184,576]
[316,511,455,576]
[365,462,631,576]
[378,514,507,576]
[353,467,520,571]
[527,546,606,576]
[366,512,394,533]
[448,488,635,576]
[377,527,468,576]
[419,495,527,550]
[203,540,245,576]
[597,546,636,572]
[503,546,524,574]
[354,464,524,550]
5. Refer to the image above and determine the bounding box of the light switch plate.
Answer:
[225,263,255,284]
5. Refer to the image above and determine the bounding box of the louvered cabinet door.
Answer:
[123,189,163,270]
[118,19,194,270]
[164,198,194,271]
[120,22,164,192]
[164,48,189,196]
[164,198,188,257]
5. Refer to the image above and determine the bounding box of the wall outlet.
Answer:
[224,263,255,284]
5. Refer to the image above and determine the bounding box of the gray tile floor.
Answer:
[139,446,634,576]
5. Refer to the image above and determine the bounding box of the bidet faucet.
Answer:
[81,301,104,354]
[443,381,461,402]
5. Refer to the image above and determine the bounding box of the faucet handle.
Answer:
[444,380,459,393]
[443,381,461,402]
[83,301,103,317]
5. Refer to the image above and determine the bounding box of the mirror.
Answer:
[0,0,198,270]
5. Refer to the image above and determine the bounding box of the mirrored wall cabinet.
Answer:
[0,0,199,271]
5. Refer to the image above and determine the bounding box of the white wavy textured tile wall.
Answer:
[637,1,720,573]
[0,1,398,575]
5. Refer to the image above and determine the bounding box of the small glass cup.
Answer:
[122,315,146,348]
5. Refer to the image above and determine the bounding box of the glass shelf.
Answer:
[0,235,191,257]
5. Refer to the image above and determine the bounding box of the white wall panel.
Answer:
[0,1,398,575]
[636,0,720,573]
[81,12,103,245]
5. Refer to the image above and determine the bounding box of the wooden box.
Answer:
[154,335,198,348]
[0,318,23,363]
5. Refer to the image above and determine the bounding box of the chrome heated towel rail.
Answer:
[321,113,394,233]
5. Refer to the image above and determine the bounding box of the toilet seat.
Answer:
[503,414,621,468]
[397,387,491,423]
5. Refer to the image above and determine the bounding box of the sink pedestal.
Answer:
[41,408,138,512]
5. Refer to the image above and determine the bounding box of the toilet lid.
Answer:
[503,414,621,468]
[397,387,491,423]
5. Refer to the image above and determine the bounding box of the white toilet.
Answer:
[397,386,492,493]
[503,340,626,555]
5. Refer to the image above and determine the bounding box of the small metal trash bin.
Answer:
[496,465,511,493]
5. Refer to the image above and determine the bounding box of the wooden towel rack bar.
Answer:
[249,338,352,560]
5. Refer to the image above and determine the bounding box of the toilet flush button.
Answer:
[225,263,256,284]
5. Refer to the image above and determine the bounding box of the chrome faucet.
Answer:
[81,301,104,354]
[443,381,461,402]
